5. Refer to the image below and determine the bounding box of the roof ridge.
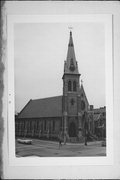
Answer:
[32,95,62,101]
[18,99,32,117]
[17,95,63,119]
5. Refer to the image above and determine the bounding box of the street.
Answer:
[16,139,106,157]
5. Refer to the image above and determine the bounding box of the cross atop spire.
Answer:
[68,26,73,32]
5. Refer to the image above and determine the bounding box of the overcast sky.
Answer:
[14,22,105,113]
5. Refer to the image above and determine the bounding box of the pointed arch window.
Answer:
[68,80,72,91]
[69,58,75,71]
[53,120,55,131]
[44,120,46,131]
[73,81,77,91]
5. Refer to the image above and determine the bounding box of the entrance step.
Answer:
[69,137,77,143]
[68,136,85,143]
[78,136,85,143]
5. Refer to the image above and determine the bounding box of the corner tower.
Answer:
[62,31,83,142]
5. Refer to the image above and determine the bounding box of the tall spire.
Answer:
[64,31,79,75]
[68,31,73,47]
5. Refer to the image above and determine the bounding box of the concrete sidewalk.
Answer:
[16,138,106,157]
[32,138,103,146]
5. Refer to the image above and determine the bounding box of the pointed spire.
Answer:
[68,31,73,47]
[64,31,80,75]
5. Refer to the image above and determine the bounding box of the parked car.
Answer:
[17,138,32,145]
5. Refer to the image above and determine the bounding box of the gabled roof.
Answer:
[18,96,62,119]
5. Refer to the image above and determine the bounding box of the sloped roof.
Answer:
[94,114,101,121]
[80,84,89,106]
[18,96,62,119]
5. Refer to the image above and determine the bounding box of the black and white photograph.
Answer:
[14,20,106,158]
[2,1,120,179]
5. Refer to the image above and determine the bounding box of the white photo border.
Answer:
[7,14,113,166]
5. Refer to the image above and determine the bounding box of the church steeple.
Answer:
[62,31,89,143]
[68,31,73,46]
[64,31,79,75]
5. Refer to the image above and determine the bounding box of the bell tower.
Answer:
[62,31,83,142]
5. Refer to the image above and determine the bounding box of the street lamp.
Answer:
[84,111,88,146]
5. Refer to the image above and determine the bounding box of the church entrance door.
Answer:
[69,122,77,137]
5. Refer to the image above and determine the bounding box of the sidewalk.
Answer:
[32,138,103,146]
[16,138,106,157]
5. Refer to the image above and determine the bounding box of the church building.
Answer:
[15,31,90,143]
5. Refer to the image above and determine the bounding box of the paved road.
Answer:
[16,139,106,157]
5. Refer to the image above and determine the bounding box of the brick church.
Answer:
[15,31,90,143]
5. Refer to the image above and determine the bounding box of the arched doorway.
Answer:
[69,122,77,137]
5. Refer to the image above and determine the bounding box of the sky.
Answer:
[14,22,105,113]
